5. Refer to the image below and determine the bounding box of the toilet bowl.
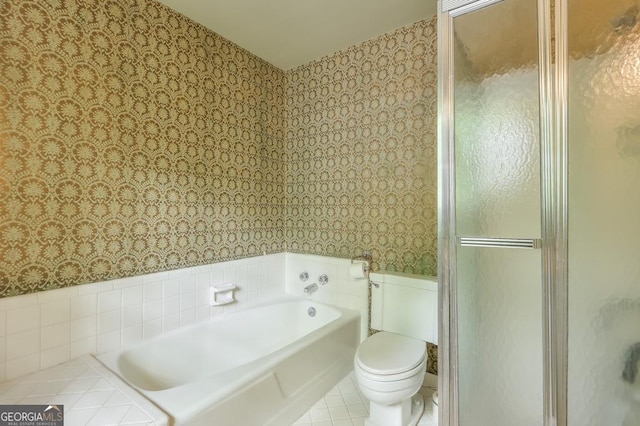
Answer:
[354,272,438,426]
[355,331,426,425]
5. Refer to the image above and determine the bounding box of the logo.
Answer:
[0,405,64,426]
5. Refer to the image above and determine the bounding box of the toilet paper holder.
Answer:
[351,251,372,266]
[350,251,373,280]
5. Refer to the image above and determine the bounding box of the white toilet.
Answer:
[354,271,438,426]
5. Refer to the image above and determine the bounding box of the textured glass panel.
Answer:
[453,0,541,238]
[452,1,543,425]
[457,247,543,426]
[567,1,640,425]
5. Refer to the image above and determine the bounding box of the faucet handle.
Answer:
[303,283,318,294]
[318,274,328,285]
[299,272,309,281]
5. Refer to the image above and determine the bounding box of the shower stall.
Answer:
[438,0,640,425]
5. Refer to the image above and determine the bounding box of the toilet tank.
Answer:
[369,271,438,344]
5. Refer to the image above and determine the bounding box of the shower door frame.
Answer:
[436,0,569,425]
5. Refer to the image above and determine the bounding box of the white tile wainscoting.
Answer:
[0,253,435,425]
[0,253,370,382]
[1,254,288,381]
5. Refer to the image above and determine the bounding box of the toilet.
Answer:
[354,271,438,426]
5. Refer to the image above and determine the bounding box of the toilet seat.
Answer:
[356,356,426,383]
[355,332,426,376]
[355,359,426,395]
[354,352,426,407]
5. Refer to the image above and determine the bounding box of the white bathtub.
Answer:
[97,297,360,425]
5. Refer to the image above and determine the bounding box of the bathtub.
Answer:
[97,297,360,425]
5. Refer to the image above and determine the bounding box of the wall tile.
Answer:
[97,330,121,354]
[196,306,212,322]
[77,283,115,296]
[70,316,97,343]
[40,345,69,370]
[122,305,143,329]
[162,296,180,317]
[7,306,39,335]
[0,254,393,380]
[180,309,196,327]
[69,337,97,360]
[40,299,70,327]
[143,282,162,303]
[36,287,78,304]
[114,277,144,290]
[179,276,196,294]
[122,325,143,348]
[122,286,143,308]
[98,311,121,335]
[180,291,196,312]
[70,294,97,320]
[97,290,122,314]
[0,295,38,312]
[143,319,162,341]
[7,330,39,360]
[162,280,180,299]
[162,314,180,333]
[143,300,162,322]
[6,354,39,381]
[41,323,69,351]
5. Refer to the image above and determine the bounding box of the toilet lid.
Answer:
[356,331,426,375]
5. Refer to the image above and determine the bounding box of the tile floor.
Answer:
[0,356,167,425]
[292,373,437,426]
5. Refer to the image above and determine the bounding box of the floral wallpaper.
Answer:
[0,0,286,297]
[285,19,439,375]
[285,19,438,275]
[0,0,437,297]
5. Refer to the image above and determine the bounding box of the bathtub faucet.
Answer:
[304,283,318,294]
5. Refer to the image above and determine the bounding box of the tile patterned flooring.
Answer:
[0,357,436,426]
[0,356,167,425]
[292,373,437,426]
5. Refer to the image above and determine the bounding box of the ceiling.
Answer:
[155,0,438,70]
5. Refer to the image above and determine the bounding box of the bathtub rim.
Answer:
[95,296,361,424]
[98,295,351,391]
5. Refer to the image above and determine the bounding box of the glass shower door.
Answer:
[441,0,640,425]
[566,1,640,425]
[444,0,544,424]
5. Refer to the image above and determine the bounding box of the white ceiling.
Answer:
[155,0,438,70]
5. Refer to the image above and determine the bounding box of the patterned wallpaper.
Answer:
[285,20,440,375]
[286,19,438,275]
[0,0,437,298]
[0,0,286,297]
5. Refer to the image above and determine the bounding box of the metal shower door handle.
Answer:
[457,236,542,249]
